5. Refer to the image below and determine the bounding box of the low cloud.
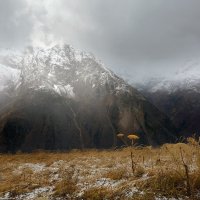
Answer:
[1,0,200,81]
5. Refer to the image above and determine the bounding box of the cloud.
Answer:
[0,0,32,48]
[1,0,200,81]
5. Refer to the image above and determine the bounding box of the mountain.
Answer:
[136,62,200,137]
[0,45,177,152]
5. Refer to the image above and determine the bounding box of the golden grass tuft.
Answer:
[81,187,115,200]
[54,179,77,197]
[104,168,127,180]
[141,170,186,197]
[134,166,145,178]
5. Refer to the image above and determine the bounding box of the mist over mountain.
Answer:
[2,2,200,199]
[0,45,177,152]
[135,62,200,137]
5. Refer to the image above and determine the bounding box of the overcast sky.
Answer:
[1,0,200,82]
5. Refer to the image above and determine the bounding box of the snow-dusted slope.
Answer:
[0,44,178,152]
[0,64,20,91]
[134,61,200,137]
[0,45,131,98]
[138,61,200,93]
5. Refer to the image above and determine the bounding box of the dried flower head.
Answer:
[127,134,139,140]
[117,133,124,138]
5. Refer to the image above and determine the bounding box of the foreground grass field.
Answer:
[0,140,200,199]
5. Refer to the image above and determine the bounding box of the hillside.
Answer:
[0,45,177,152]
[135,62,200,136]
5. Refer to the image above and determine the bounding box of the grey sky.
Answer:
[1,0,200,82]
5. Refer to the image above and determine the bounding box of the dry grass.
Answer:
[104,168,127,180]
[54,179,77,197]
[0,141,200,199]
[81,187,115,200]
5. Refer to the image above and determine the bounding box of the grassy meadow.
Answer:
[0,139,200,199]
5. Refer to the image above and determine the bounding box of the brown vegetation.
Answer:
[0,140,200,199]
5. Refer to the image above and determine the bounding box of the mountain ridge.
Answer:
[0,44,177,152]
[135,62,200,137]
[136,61,200,94]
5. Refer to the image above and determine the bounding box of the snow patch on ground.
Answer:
[155,197,184,200]
[18,186,53,200]
[18,163,46,173]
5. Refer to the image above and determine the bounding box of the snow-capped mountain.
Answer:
[0,45,131,98]
[138,61,200,93]
[0,45,177,152]
[134,61,200,137]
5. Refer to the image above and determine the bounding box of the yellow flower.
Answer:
[127,134,139,140]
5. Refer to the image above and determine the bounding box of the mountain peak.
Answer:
[0,44,132,98]
[0,44,178,152]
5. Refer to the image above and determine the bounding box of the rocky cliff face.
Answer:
[0,45,177,152]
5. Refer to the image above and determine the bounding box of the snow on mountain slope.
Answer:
[137,61,200,93]
[0,44,178,151]
[0,44,131,98]
[0,64,20,91]
[0,49,22,69]
[134,62,200,137]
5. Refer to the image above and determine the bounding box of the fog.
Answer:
[1,0,200,82]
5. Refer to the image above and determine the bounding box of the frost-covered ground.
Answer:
[0,143,199,199]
